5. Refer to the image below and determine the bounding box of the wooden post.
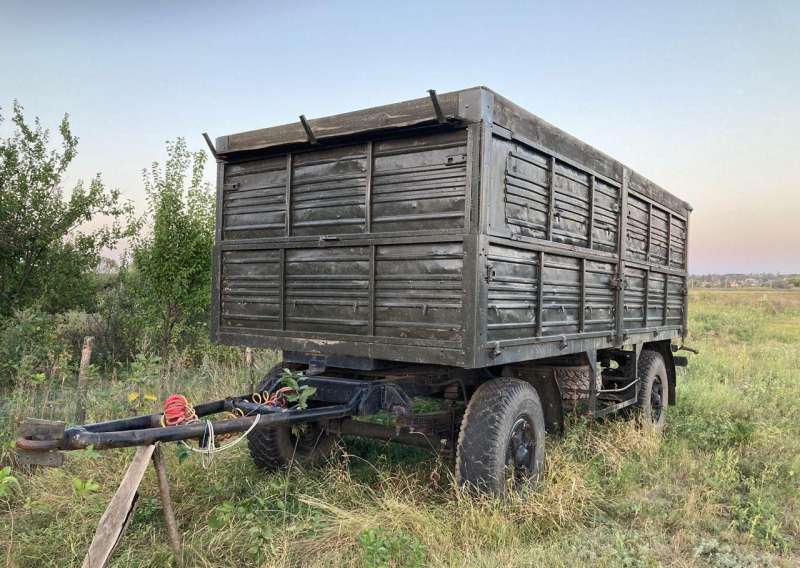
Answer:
[152,445,183,565]
[245,347,255,393]
[75,336,94,424]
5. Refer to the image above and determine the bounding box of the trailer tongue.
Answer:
[15,373,424,458]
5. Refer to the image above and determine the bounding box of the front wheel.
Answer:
[456,378,546,496]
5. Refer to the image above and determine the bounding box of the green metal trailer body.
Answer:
[211,87,691,369]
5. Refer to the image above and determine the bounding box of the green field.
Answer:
[1,289,799,567]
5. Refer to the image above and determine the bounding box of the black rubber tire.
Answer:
[455,378,546,496]
[635,350,669,432]
[247,364,338,470]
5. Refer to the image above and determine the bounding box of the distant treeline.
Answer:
[690,274,800,289]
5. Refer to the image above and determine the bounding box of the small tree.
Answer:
[132,138,214,357]
[0,101,137,315]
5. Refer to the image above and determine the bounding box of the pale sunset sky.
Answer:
[1,0,798,274]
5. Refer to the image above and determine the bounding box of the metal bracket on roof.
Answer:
[427,89,447,124]
[202,132,220,160]
[299,115,318,144]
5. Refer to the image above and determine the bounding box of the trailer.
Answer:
[18,87,693,495]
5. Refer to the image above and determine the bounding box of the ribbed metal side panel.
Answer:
[541,254,613,336]
[649,207,670,265]
[582,260,616,332]
[592,178,619,253]
[623,267,687,330]
[486,243,539,341]
[625,194,649,263]
[375,242,464,341]
[504,148,549,239]
[486,244,616,341]
[623,266,648,330]
[222,156,287,239]
[220,249,281,330]
[624,178,688,271]
[647,272,667,326]
[552,160,591,247]
[670,216,687,269]
[371,130,467,233]
[666,275,686,325]
[502,143,621,254]
[285,246,370,335]
[290,145,367,236]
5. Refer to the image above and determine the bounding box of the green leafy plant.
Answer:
[208,498,276,562]
[175,443,192,465]
[65,445,102,460]
[71,477,100,499]
[357,527,427,568]
[0,466,19,498]
[279,368,317,410]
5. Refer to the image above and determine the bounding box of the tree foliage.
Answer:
[0,101,136,315]
[132,138,214,357]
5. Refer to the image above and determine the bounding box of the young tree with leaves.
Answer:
[132,138,214,357]
[0,101,137,315]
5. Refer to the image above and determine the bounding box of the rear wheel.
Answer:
[635,350,669,431]
[456,378,546,496]
[247,364,338,470]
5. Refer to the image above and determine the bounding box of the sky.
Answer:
[1,0,798,274]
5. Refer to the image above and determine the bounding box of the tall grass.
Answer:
[1,290,799,567]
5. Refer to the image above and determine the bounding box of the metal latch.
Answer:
[485,261,495,283]
[611,276,627,291]
[446,154,466,166]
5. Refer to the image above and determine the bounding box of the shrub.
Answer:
[0,307,61,387]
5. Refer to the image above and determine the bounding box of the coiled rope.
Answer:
[159,393,263,467]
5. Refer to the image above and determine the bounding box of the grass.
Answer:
[1,289,799,567]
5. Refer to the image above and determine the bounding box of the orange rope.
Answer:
[160,394,197,427]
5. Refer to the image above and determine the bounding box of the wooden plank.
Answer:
[83,445,156,568]
[217,91,461,154]
[19,418,65,439]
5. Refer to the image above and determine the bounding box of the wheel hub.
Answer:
[650,376,664,422]
[506,416,536,485]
